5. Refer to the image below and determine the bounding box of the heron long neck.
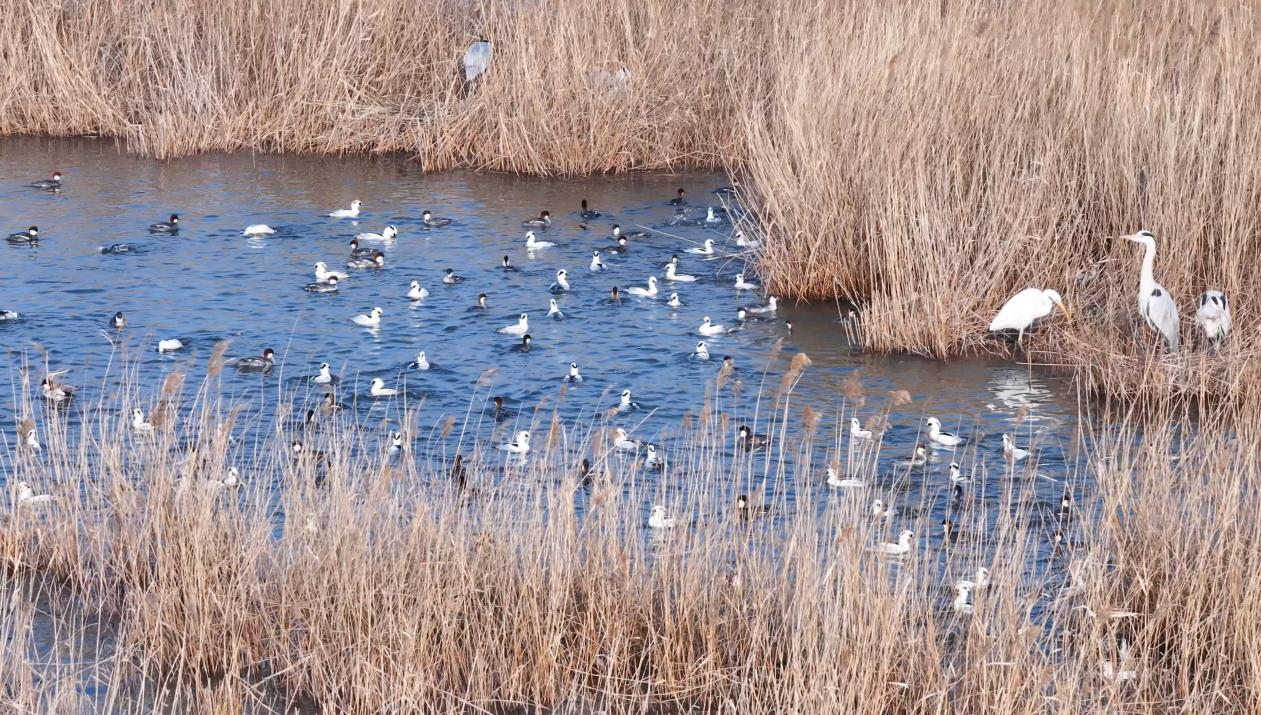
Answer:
[1139,241,1156,293]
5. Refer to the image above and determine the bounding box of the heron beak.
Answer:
[1058,303,1072,321]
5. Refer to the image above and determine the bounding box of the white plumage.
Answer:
[988,288,1069,343]
[1126,230,1180,352]
[463,40,493,83]
[1195,290,1232,344]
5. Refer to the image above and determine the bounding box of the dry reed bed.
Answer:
[737,1,1261,396]
[0,0,752,172]
[5,0,1261,396]
[0,355,1256,711]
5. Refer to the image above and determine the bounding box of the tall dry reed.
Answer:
[733,1,1261,395]
[4,0,1258,393]
[0,354,1257,711]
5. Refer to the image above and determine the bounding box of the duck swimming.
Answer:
[30,171,62,191]
[311,363,335,384]
[548,298,565,319]
[327,200,362,218]
[665,263,697,282]
[411,351,431,370]
[243,224,275,236]
[314,262,349,282]
[444,269,465,284]
[873,529,914,556]
[498,313,529,336]
[157,338,185,353]
[515,334,533,352]
[476,293,489,309]
[693,341,710,360]
[614,427,639,451]
[850,418,874,441]
[685,239,716,256]
[737,425,768,450]
[41,376,75,404]
[550,269,571,292]
[747,296,778,314]
[352,307,383,327]
[618,389,640,412]
[99,243,133,255]
[522,211,551,228]
[645,444,666,470]
[590,251,606,271]
[603,235,630,255]
[408,281,429,300]
[501,255,517,271]
[7,226,38,245]
[667,293,683,308]
[698,317,726,336]
[566,362,583,382]
[422,210,452,228]
[501,430,531,454]
[826,467,866,489]
[306,275,340,293]
[356,225,397,243]
[579,199,601,220]
[236,348,276,373]
[0,309,20,321]
[668,188,687,206]
[1002,434,1030,461]
[926,417,963,448]
[346,250,385,269]
[370,377,399,397]
[648,505,677,529]
[348,238,374,258]
[149,214,181,234]
[131,408,155,434]
[734,274,758,291]
[625,276,658,298]
[525,231,555,250]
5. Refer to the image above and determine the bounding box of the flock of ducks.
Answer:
[8,169,1073,576]
[6,165,1124,657]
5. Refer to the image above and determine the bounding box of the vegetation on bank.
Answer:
[0,353,1256,711]
[6,1,1256,388]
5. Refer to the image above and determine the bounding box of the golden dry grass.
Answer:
[0,356,1256,711]
[4,0,1258,396]
[736,1,1261,394]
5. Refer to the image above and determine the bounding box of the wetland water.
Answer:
[0,137,1098,708]
[0,137,1085,541]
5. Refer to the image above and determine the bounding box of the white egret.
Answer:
[988,288,1070,345]
[1195,290,1232,345]
[1125,230,1179,352]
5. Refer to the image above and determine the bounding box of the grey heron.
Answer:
[1124,230,1179,352]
